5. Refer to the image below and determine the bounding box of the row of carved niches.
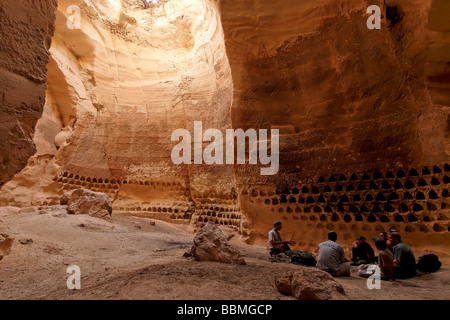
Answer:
[54,174,190,205]
[195,199,241,231]
[241,164,449,233]
[262,204,448,232]
[190,190,241,230]
[277,219,448,235]
[54,171,242,229]
[54,173,240,203]
[113,202,192,220]
[113,202,240,215]
[196,209,242,229]
[113,201,242,229]
[55,173,186,191]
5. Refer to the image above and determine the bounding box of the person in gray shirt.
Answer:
[389,232,416,279]
[316,231,350,277]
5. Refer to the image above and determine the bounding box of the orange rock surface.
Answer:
[0,0,448,261]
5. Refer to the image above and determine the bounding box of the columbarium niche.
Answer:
[239,164,450,252]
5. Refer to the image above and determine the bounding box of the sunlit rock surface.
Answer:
[0,0,448,260]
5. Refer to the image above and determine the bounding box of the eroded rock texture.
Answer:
[0,0,240,229]
[0,219,14,260]
[219,0,450,256]
[0,0,448,259]
[275,269,346,300]
[0,0,57,186]
[425,0,450,156]
[221,0,447,179]
[184,221,246,265]
[66,188,113,221]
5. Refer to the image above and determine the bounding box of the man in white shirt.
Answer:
[268,221,296,256]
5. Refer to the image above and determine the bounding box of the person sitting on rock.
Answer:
[389,232,416,279]
[316,231,350,277]
[351,236,375,265]
[268,221,296,256]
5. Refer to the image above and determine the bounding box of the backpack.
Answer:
[416,253,441,273]
[280,243,291,253]
[285,250,317,267]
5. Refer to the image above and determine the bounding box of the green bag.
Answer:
[285,250,317,267]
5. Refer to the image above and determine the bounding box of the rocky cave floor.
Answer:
[0,208,449,300]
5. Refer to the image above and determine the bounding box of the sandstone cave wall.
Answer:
[218,0,449,256]
[0,0,448,259]
[425,0,450,156]
[220,0,447,184]
[0,0,57,187]
[0,0,240,229]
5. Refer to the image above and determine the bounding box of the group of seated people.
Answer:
[350,231,417,280]
[269,221,418,281]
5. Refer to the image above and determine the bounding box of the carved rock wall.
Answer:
[218,0,449,257]
[0,0,239,230]
[0,0,448,259]
[220,0,447,182]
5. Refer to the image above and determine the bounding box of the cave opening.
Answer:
[385,5,404,29]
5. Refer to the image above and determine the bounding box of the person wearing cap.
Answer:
[268,221,296,256]
[316,231,350,277]
[351,236,375,265]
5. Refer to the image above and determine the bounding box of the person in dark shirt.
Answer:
[373,231,395,252]
[351,236,375,265]
[389,232,416,279]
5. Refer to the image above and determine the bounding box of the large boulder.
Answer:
[275,268,346,300]
[60,190,76,205]
[0,219,14,261]
[184,222,246,265]
[66,189,112,221]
